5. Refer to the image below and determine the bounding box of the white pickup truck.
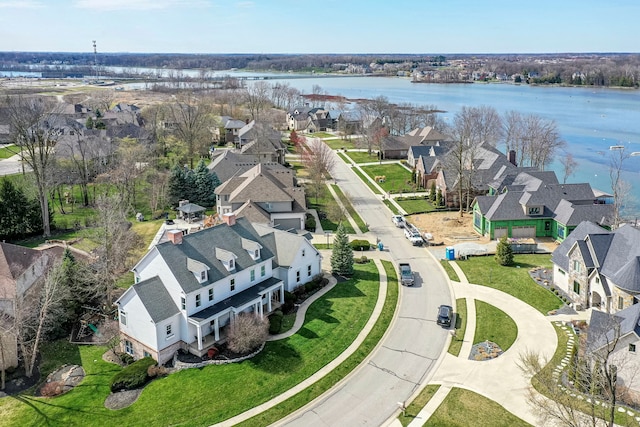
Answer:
[391,215,405,228]
[404,223,424,246]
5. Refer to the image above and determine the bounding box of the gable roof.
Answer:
[131,276,180,323]
[153,217,275,294]
[587,304,640,352]
[252,223,317,268]
[551,221,609,272]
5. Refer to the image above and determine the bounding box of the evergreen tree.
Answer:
[168,165,190,206]
[435,188,443,207]
[430,181,437,202]
[85,116,94,129]
[193,159,219,207]
[330,224,354,276]
[495,236,514,266]
[0,179,43,240]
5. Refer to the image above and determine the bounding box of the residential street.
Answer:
[276,145,452,426]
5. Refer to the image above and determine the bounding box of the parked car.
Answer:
[437,305,453,327]
[391,215,405,228]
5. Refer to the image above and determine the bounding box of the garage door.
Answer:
[274,218,301,231]
[512,226,536,238]
[494,227,508,239]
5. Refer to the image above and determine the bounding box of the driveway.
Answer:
[0,153,27,176]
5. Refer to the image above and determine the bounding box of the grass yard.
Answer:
[240,260,399,427]
[398,384,440,426]
[324,139,357,150]
[426,387,531,426]
[473,300,517,351]
[455,254,562,314]
[307,132,334,139]
[288,160,308,178]
[308,186,356,234]
[0,145,19,159]
[0,262,382,427]
[439,260,460,282]
[331,184,369,233]
[351,166,382,194]
[448,298,467,356]
[344,150,380,164]
[383,199,400,214]
[395,197,435,215]
[360,163,415,194]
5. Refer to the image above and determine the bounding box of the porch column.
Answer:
[279,285,284,304]
[213,317,219,341]
[197,324,203,351]
[256,302,262,317]
[267,290,273,313]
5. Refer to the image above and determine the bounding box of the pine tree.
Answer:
[168,165,190,206]
[430,181,437,202]
[330,224,354,276]
[192,159,221,207]
[495,236,514,266]
[435,188,443,207]
[0,179,43,240]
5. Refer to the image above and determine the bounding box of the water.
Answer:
[260,75,640,217]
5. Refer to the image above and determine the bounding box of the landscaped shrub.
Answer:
[227,312,269,354]
[147,364,168,378]
[119,353,134,366]
[349,239,371,251]
[495,236,514,266]
[269,310,284,334]
[40,381,64,397]
[305,214,316,231]
[355,255,369,264]
[110,357,157,392]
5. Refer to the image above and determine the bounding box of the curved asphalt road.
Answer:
[276,146,452,426]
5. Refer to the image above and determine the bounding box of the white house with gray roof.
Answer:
[552,221,640,313]
[115,216,320,364]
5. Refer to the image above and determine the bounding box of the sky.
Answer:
[0,0,638,54]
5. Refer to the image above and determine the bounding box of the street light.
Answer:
[325,231,332,248]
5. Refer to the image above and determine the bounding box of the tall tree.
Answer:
[169,92,211,169]
[301,138,336,204]
[0,179,43,241]
[560,152,578,184]
[5,95,62,237]
[330,224,353,276]
[244,81,272,122]
[609,147,631,229]
[193,159,220,208]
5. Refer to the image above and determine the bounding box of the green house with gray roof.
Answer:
[472,170,613,241]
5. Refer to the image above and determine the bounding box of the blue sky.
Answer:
[0,0,637,54]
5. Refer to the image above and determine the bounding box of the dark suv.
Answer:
[437,305,453,327]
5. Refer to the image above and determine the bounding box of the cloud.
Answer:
[0,1,44,8]
[236,1,254,8]
[74,0,210,11]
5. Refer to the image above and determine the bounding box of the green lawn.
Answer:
[398,384,440,426]
[337,151,352,163]
[352,166,382,195]
[0,145,19,159]
[308,186,356,234]
[439,260,460,282]
[360,163,415,194]
[325,139,357,150]
[307,132,334,139]
[239,260,399,426]
[344,150,380,164]
[0,262,381,427]
[448,298,467,356]
[395,197,435,214]
[426,387,531,426]
[455,254,562,314]
[473,300,517,352]
[383,199,400,214]
[331,184,369,233]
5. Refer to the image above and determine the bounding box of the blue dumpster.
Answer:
[378,242,384,251]
[446,247,455,260]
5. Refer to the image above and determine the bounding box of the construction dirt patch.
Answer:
[408,211,490,246]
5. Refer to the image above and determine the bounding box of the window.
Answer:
[619,296,625,310]
[195,294,201,307]
[230,278,235,291]
[181,297,186,310]
[558,269,566,275]
[296,270,300,283]
[229,259,234,269]
[572,260,581,273]
[209,288,214,301]
[254,249,259,258]
[250,269,255,282]
[124,340,133,355]
[261,265,266,277]
[166,324,173,338]
[302,249,306,257]
[119,310,127,326]
[596,277,600,284]
[308,265,312,277]
[135,276,140,283]
[200,270,206,281]
[630,344,636,353]
[573,281,580,294]
[143,350,152,358]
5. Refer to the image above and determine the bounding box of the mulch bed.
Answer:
[469,340,504,361]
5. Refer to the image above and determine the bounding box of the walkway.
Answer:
[213,256,390,427]
[392,260,558,427]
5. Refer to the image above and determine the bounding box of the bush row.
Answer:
[110,357,158,392]
[349,239,371,251]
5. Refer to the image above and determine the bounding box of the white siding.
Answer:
[118,290,158,352]
[553,265,570,295]
[155,314,182,351]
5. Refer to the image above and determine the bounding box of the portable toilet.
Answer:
[446,246,455,260]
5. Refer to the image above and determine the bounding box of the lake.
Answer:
[262,75,640,218]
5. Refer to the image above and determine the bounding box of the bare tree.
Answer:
[5,95,63,237]
[169,92,212,169]
[301,138,336,204]
[560,152,578,184]
[227,312,269,354]
[244,81,272,122]
[609,147,631,229]
[502,111,564,169]
[0,312,16,390]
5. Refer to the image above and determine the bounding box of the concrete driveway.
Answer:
[0,153,28,176]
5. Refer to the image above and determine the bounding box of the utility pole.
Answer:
[92,40,97,81]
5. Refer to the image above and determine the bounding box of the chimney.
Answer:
[223,213,236,226]
[167,229,183,245]
[508,150,517,166]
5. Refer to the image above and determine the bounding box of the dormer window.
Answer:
[187,258,209,283]
[200,271,207,281]
[216,248,237,272]
[242,238,262,261]
[229,259,234,269]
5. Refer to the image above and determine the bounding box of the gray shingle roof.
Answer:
[587,304,640,352]
[132,276,180,323]
[154,217,274,294]
[551,221,607,271]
